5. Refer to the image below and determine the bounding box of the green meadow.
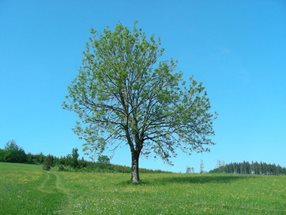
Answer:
[0,162,285,215]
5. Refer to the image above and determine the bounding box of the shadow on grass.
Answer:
[118,174,253,186]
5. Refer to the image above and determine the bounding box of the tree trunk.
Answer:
[131,151,140,183]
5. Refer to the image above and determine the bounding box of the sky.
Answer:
[0,0,285,172]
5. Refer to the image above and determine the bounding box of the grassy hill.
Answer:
[0,162,285,214]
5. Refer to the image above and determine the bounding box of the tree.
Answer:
[3,140,27,163]
[64,23,216,183]
[43,154,53,171]
[71,148,79,168]
[97,155,110,164]
[0,149,5,162]
[5,140,20,151]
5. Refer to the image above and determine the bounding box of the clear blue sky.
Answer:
[0,0,285,172]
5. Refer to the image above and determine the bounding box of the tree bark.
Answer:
[131,151,140,183]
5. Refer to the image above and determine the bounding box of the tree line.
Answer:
[0,140,168,173]
[209,161,286,175]
[0,140,82,167]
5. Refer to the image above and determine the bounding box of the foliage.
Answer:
[0,141,57,166]
[0,143,168,173]
[64,22,216,182]
[76,162,168,174]
[209,161,286,175]
[51,148,165,173]
[1,162,286,214]
[5,140,20,151]
[42,154,53,171]
[0,140,27,163]
[58,164,65,171]
[0,149,5,161]
[26,153,46,164]
[97,155,110,164]
[57,148,82,169]
[71,148,79,168]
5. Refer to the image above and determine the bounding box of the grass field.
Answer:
[0,162,285,215]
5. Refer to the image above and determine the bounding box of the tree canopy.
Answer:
[64,23,216,183]
[1,140,27,163]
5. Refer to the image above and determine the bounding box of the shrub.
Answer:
[58,165,65,171]
[43,155,53,171]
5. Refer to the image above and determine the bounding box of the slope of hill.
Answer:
[1,162,286,214]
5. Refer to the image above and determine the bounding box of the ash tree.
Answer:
[64,23,216,183]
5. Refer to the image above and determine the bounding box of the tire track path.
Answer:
[38,172,53,193]
[54,172,73,215]
[38,171,73,214]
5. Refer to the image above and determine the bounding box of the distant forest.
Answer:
[210,161,286,175]
[0,140,167,173]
